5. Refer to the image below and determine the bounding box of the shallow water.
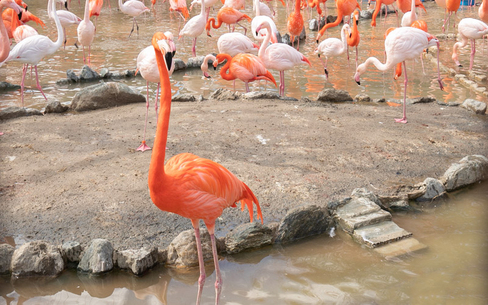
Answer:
[0,0,487,111]
[1,181,487,304]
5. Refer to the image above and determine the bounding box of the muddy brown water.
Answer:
[0,180,487,304]
[0,1,487,110]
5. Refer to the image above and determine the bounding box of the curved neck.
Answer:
[49,0,64,52]
[218,54,235,81]
[410,0,415,12]
[340,26,348,51]
[85,0,91,21]
[10,8,20,32]
[200,0,206,15]
[258,23,271,59]
[365,56,390,72]
[318,9,343,37]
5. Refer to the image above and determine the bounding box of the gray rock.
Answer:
[351,188,382,207]
[77,239,114,274]
[67,69,79,83]
[309,19,318,31]
[158,248,168,264]
[360,9,373,19]
[61,241,83,264]
[275,205,330,244]
[461,99,487,114]
[352,221,412,248]
[167,228,213,268]
[70,82,145,111]
[172,94,197,102]
[100,68,111,78]
[0,107,43,120]
[79,65,100,82]
[376,98,387,103]
[242,91,281,100]
[442,155,488,191]
[173,58,186,71]
[378,195,412,211]
[411,97,436,104]
[55,79,71,86]
[209,88,241,100]
[11,241,64,278]
[115,247,158,275]
[225,222,273,254]
[44,101,69,114]
[0,244,14,274]
[334,197,391,233]
[186,56,205,68]
[124,70,135,77]
[317,88,353,103]
[0,81,21,92]
[318,17,326,29]
[416,178,446,202]
[354,93,371,103]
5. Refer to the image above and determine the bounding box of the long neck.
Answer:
[148,46,172,187]
[219,54,236,81]
[258,24,271,59]
[49,0,64,51]
[294,0,300,13]
[85,0,91,21]
[255,0,260,16]
[10,8,20,32]
[200,0,205,15]
[365,56,390,72]
[340,26,348,52]
[410,0,415,12]
[0,5,9,62]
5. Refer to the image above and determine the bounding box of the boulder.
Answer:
[0,107,42,120]
[309,19,318,31]
[354,93,371,103]
[61,241,83,265]
[44,101,69,114]
[67,69,79,83]
[70,82,145,111]
[360,9,373,19]
[186,56,206,69]
[351,188,382,207]
[11,241,64,278]
[0,81,20,92]
[0,244,14,274]
[77,239,114,274]
[317,88,353,103]
[225,222,273,254]
[242,91,281,100]
[411,97,436,104]
[115,247,158,275]
[79,65,100,82]
[172,94,197,102]
[274,205,331,244]
[461,99,487,114]
[416,178,446,202]
[167,228,213,268]
[441,155,488,191]
[100,68,112,78]
[209,88,241,100]
[173,58,186,71]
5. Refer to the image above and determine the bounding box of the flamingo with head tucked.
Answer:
[1,0,23,62]
[452,18,488,70]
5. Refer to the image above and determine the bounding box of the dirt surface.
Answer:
[1,97,487,250]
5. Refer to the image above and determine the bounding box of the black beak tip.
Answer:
[18,12,22,20]
[324,68,328,76]
[458,64,463,68]
[213,66,216,70]
[317,54,320,58]
[316,40,319,44]
[356,81,360,85]
[207,34,212,38]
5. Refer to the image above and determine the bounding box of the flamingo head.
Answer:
[201,54,217,79]
[255,21,277,43]
[152,32,173,70]
[164,31,177,56]
[354,63,367,85]
[4,0,23,19]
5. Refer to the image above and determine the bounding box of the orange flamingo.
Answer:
[89,0,102,29]
[371,0,398,27]
[18,7,45,27]
[169,0,189,21]
[442,0,460,32]
[1,0,22,62]
[316,0,360,42]
[347,10,360,68]
[215,53,277,92]
[287,0,304,49]
[396,0,425,13]
[148,31,263,303]
[480,0,488,23]
[205,6,251,36]
[9,7,37,42]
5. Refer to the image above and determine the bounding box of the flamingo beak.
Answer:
[203,72,211,78]
[317,54,320,58]
[324,68,328,77]
[18,11,22,20]
[65,2,69,10]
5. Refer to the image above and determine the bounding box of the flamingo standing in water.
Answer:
[77,0,95,65]
[217,32,259,56]
[148,31,263,304]
[256,20,311,96]
[118,0,150,37]
[347,10,360,68]
[215,52,276,92]
[251,0,278,44]
[189,0,219,21]
[49,0,82,48]
[452,18,488,70]
[315,24,350,80]
[1,0,22,62]
[442,0,460,33]
[135,32,176,152]
[169,0,190,22]
[354,27,443,124]
[179,0,206,57]
[205,6,251,36]
[0,0,63,107]
[287,0,303,49]
[371,0,398,27]
[316,0,359,42]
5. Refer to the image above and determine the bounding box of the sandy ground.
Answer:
[1,97,487,250]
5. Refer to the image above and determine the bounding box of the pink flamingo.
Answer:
[189,0,219,21]
[452,18,488,70]
[179,0,206,57]
[0,0,63,107]
[118,0,150,37]
[1,0,22,67]
[49,0,82,48]
[401,0,419,27]
[205,6,251,36]
[354,27,444,124]
[201,53,217,78]
[315,24,350,80]
[256,20,311,96]
[77,0,95,65]
[251,0,278,44]
[217,32,259,56]
[479,0,488,23]
[89,0,102,29]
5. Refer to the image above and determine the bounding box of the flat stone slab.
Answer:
[336,209,392,233]
[352,221,413,248]
[374,237,428,258]
[335,197,381,219]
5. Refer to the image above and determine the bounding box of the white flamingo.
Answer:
[179,0,206,57]
[315,24,350,80]
[118,0,150,37]
[77,0,95,65]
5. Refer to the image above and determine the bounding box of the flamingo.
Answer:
[77,0,95,65]
[189,0,219,21]
[205,6,251,36]
[441,0,460,33]
[371,0,398,27]
[287,0,303,49]
[17,7,46,27]
[169,0,189,22]
[401,0,418,27]
[214,52,277,92]
[217,32,259,56]
[89,0,102,29]
[222,0,245,10]
[251,0,278,44]
[49,0,82,48]
[397,0,425,13]
[1,0,22,62]
[253,0,272,18]
[316,0,359,42]
[256,20,311,96]
[179,0,206,57]
[479,0,488,23]
[354,27,444,124]
[5,7,37,42]
[135,32,176,152]
[148,31,263,304]
[0,0,63,107]
[347,10,360,68]
[315,24,350,80]
[201,53,217,78]
[118,0,150,37]
[452,18,488,70]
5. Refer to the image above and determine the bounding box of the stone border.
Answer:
[1,155,486,278]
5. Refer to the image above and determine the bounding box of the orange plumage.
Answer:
[89,0,103,17]
[316,0,359,42]
[287,0,304,48]
[169,0,190,20]
[205,7,251,36]
[371,0,396,27]
[397,0,426,13]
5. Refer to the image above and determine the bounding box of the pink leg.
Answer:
[192,37,197,57]
[469,39,475,70]
[355,46,359,69]
[395,61,408,124]
[82,46,86,64]
[279,70,285,96]
[34,66,47,101]
[20,64,28,107]
[210,233,222,303]
[137,81,151,152]
[245,81,249,92]
[191,220,206,305]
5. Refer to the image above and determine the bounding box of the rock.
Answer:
[167,228,213,268]
[309,19,318,31]
[317,88,353,103]
[416,178,446,202]
[461,99,487,114]
[172,94,197,102]
[334,197,391,233]
[209,88,241,100]
[186,56,206,68]
[70,82,145,111]
[374,237,428,258]
[352,221,412,248]
[11,241,64,278]
[79,65,100,82]
[351,188,382,207]
[173,58,186,71]
[61,241,83,264]
[0,244,15,274]
[242,91,281,100]
[360,9,373,19]
[67,69,79,83]
[376,98,387,103]
[158,248,168,264]
[44,101,69,114]
[0,81,21,92]
[326,15,336,24]
[115,247,158,275]
[77,239,114,274]
[100,68,111,78]
[411,97,436,104]
[0,107,43,120]
[441,155,488,191]
[124,70,135,77]
[377,195,411,211]
[274,205,330,244]
[225,222,273,254]
[56,79,71,85]
[354,93,371,103]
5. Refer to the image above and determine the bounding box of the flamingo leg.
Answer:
[34,66,47,101]
[355,46,358,69]
[395,61,408,124]
[469,38,475,70]
[88,45,91,66]
[279,70,285,96]
[137,81,152,152]
[210,233,222,302]
[192,220,206,305]
[236,22,247,35]
[129,17,136,37]
[245,81,249,92]
[20,64,28,108]
[192,37,197,57]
